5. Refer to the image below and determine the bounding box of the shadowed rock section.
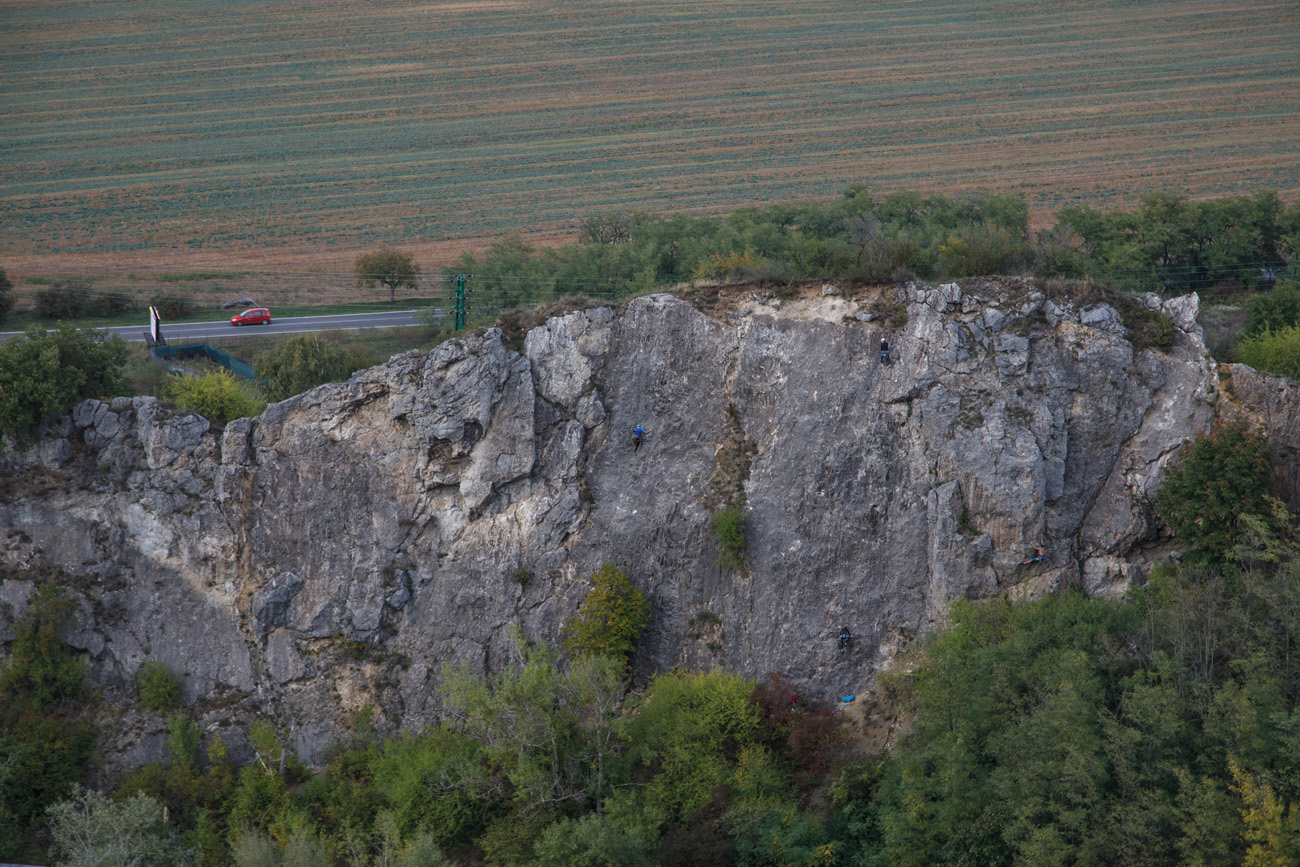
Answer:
[2,281,1289,770]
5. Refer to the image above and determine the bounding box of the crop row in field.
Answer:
[2,0,1297,259]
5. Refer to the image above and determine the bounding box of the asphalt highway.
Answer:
[1,309,442,343]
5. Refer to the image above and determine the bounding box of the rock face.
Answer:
[1,281,1290,771]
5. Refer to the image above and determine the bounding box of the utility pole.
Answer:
[453,274,468,332]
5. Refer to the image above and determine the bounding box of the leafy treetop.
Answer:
[562,564,651,669]
[355,248,420,302]
[0,323,127,446]
[1155,422,1277,563]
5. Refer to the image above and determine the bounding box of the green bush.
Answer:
[368,727,486,848]
[0,323,128,445]
[623,670,761,820]
[1122,305,1176,351]
[165,370,266,424]
[254,333,372,403]
[136,661,182,713]
[33,280,134,319]
[1237,324,1300,380]
[48,786,195,867]
[562,564,651,668]
[937,225,1030,278]
[1244,280,1300,336]
[34,280,95,318]
[711,503,747,570]
[1155,422,1276,562]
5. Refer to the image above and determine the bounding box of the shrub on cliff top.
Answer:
[0,323,128,445]
[165,369,265,424]
[253,333,373,403]
[1237,325,1300,380]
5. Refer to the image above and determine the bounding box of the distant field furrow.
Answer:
[2,0,1296,256]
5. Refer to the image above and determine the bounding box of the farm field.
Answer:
[3,0,1299,279]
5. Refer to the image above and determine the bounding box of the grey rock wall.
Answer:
[1,281,1287,772]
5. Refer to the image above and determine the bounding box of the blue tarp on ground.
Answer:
[151,343,255,381]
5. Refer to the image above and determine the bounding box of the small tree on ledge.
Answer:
[563,564,650,670]
[355,248,420,302]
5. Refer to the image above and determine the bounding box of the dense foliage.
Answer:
[33,280,134,320]
[253,334,374,403]
[1056,191,1298,294]
[0,585,96,861]
[1237,326,1300,382]
[0,267,13,323]
[165,370,267,424]
[1155,423,1276,563]
[432,190,1300,321]
[561,564,651,668]
[48,786,195,867]
[0,323,128,444]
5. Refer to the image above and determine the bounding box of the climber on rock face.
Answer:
[880,338,892,365]
[632,424,646,452]
[839,624,852,651]
[1020,541,1045,567]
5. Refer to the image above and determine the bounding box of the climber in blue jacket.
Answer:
[632,424,646,452]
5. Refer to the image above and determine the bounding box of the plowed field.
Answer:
[3,0,1298,270]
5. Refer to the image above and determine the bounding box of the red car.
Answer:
[231,308,271,326]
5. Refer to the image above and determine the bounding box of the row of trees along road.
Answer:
[347,190,1298,318]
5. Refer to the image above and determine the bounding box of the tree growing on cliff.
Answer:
[0,585,96,860]
[355,248,420,302]
[0,323,127,445]
[563,565,651,670]
[48,786,195,867]
[442,627,628,818]
[1155,423,1277,563]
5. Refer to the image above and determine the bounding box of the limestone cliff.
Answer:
[1,280,1292,772]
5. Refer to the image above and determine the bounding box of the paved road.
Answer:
[2,309,441,343]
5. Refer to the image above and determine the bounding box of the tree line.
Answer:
[429,190,1299,316]
[3,191,1297,331]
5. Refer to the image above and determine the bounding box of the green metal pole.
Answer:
[453,274,467,332]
